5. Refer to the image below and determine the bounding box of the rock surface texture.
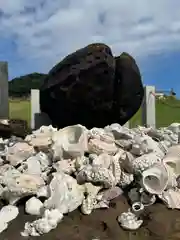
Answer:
[40,43,144,128]
[0,123,180,239]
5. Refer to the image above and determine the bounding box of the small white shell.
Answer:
[25,197,44,215]
[0,205,19,233]
[76,165,116,188]
[88,138,118,155]
[44,172,84,214]
[81,183,102,215]
[131,202,144,217]
[118,210,143,230]
[21,209,63,237]
[53,159,76,175]
[52,125,88,159]
[0,205,19,223]
[7,142,34,166]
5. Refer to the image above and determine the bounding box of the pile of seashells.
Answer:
[0,122,180,236]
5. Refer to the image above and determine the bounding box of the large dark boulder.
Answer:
[40,43,144,129]
[114,52,144,124]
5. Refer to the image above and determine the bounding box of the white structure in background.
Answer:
[31,86,156,130]
[156,88,176,100]
[31,89,51,130]
[155,92,165,99]
[142,85,156,129]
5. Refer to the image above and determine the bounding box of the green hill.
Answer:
[9,73,47,97]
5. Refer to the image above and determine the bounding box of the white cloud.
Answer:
[0,0,180,72]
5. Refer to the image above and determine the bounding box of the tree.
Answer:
[9,72,47,97]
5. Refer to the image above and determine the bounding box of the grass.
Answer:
[9,99,31,125]
[9,97,180,128]
[130,97,180,128]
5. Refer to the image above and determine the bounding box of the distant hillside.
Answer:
[9,73,47,97]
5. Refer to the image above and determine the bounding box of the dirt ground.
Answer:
[1,195,180,240]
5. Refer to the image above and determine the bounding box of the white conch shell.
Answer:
[53,159,76,175]
[131,202,144,217]
[76,165,116,188]
[0,205,19,222]
[0,119,9,125]
[105,123,134,140]
[25,125,56,144]
[120,151,134,173]
[35,125,57,134]
[131,135,165,158]
[11,174,45,191]
[0,164,20,179]
[19,152,51,175]
[0,222,7,233]
[36,186,49,198]
[96,186,123,202]
[7,142,34,166]
[81,183,102,215]
[52,125,88,159]
[74,156,89,171]
[117,210,143,230]
[19,156,42,175]
[90,153,112,169]
[27,134,52,149]
[110,151,122,184]
[124,152,161,174]
[158,141,170,154]
[118,171,134,188]
[163,145,180,175]
[141,162,173,195]
[89,127,115,143]
[36,152,52,171]
[158,188,180,209]
[44,172,84,214]
[167,123,180,134]
[25,197,44,215]
[1,173,45,204]
[21,209,63,237]
[0,205,19,233]
[94,201,109,209]
[88,138,118,155]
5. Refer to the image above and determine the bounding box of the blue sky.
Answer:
[1,0,180,96]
